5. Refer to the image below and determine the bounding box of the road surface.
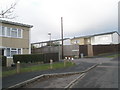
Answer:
[71,57,119,88]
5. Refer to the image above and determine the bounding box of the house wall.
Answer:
[0,23,31,66]
[1,23,30,50]
[112,32,120,44]
[63,39,71,45]
[0,37,2,47]
[91,34,112,45]
[71,38,85,45]
[84,38,91,45]
[0,23,2,47]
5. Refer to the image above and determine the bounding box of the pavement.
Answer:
[71,57,119,88]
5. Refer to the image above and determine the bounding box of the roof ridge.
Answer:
[72,31,119,39]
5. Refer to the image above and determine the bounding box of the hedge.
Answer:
[0,56,7,66]
[13,53,59,63]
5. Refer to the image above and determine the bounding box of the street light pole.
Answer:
[48,33,51,47]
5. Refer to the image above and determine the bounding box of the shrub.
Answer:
[1,56,7,66]
[13,53,59,63]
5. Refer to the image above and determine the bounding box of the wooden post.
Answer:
[50,59,53,69]
[16,61,20,74]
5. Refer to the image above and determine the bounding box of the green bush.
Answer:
[1,56,7,66]
[13,53,59,63]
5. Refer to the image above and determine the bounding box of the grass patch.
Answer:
[106,54,120,58]
[2,62,75,77]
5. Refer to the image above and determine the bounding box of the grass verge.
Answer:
[2,62,75,77]
[106,53,120,58]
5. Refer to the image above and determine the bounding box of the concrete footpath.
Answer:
[2,57,114,88]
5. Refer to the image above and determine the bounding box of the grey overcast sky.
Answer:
[0,0,119,43]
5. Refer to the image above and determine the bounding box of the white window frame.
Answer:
[17,29,23,38]
[5,48,22,58]
[11,28,18,38]
[0,25,23,38]
[2,26,6,36]
[6,27,11,37]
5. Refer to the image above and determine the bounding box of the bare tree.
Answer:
[0,1,18,19]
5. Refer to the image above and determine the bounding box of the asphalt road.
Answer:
[71,57,119,88]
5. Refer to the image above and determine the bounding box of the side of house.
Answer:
[0,19,33,67]
[71,36,91,45]
[91,31,120,45]
[71,31,120,57]
[71,31,120,45]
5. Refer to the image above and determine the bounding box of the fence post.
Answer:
[16,61,20,74]
[80,53,84,58]
[71,57,74,65]
[50,59,53,69]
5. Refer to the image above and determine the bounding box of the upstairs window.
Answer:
[7,27,11,36]
[0,26,23,38]
[2,26,5,36]
[18,29,22,38]
[11,28,17,37]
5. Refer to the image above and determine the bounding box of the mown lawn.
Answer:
[2,62,75,77]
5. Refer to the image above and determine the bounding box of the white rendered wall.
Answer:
[91,34,112,45]
[112,32,119,44]
[63,39,71,45]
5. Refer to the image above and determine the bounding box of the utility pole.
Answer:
[61,17,64,59]
[48,32,51,53]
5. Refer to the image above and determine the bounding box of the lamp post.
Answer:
[48,33,51,47]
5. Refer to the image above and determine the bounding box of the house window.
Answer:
[11,28,17,37]
[11,48,17,57]
[18,29,22,38]
[5,48,22,57]
[0,26,23,38]
[7,27,11,36]
[2,26,5,36]
[18,48,21,54]
[6,48,10,57]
